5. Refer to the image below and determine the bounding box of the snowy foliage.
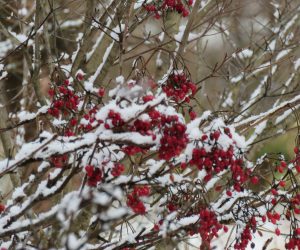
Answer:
[1,0,300,249]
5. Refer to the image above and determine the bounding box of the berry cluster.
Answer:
[48,79,80,118]
[47,78,111,140]
[266,211,281,225]
[127,186,150,214]
[162,72,197,102]
[85,165,102,187]
[190,128,248,186]
[159,115,188,160]
[105,110,125,129]
[122,146,144,156]
[234,226,253,250]
[111,162,125,177]
[291,194,300,215]
[286,234,300,249]
[197,209,223,245]
[142,95,154,103]
[45,75,300,250]
[51,154,68,168]
[77,106,104,132]
[144,0,193,18]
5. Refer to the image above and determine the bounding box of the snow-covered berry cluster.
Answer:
[127,186,150,214]
[145,0,193,18]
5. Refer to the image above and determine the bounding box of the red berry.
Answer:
[64,79,70,85]
[0,204,5,213]
[188,0,193,6]
[201,134,208,141]
[226,190,232,197]
[281,161,287,168]
[76,72,84,81]
[98,87,105,97]
[189,110,197,120]
[213,130,221,140]
[250,176,259,184]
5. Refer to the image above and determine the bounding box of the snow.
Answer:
[246,120,267,145]
[1,2,299,247]
[294,58,300,70]
[0,40,13,57]
[222,92,233,107]
[87,41,114,84]
[86,14,114,61]
[234,94,300,128]
[111,24,125,42]
[275,49,291,61]
[61,19,83,29]
[230,73,243,83]
[232,48,253,59]
[18,7,28,16]
[134,0,152,9]
[8,30,28,43]
[116,75,125,84]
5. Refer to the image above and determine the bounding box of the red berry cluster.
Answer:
[123,146,143,155]
[162,72,197,102]
[105,110,124,129]
[234,225,253,250]
[85,165,102,187]
[130,119,156,139]
[159,115,188,161]
[286,232,300,249]
[266,210,280,224]
[167,202,177,212]
[275,160,288,173]
[145,0,193,19]
[142,95,154,103]
[77,106,104,132]
[127,186,150,214]
[291,194,300,215]
[48,80,80,118]
[51,154,68,168]
[131,119,151,134]
[197,209,223,246]
[48,78,108,136]
[111,162,125,177]
[190,129,247,186]
[148,108,161,123]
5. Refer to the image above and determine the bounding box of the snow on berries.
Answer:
[127,186,150,214]
[111,162,125,177]
[144,0,193,18]
[23,73,300,250]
